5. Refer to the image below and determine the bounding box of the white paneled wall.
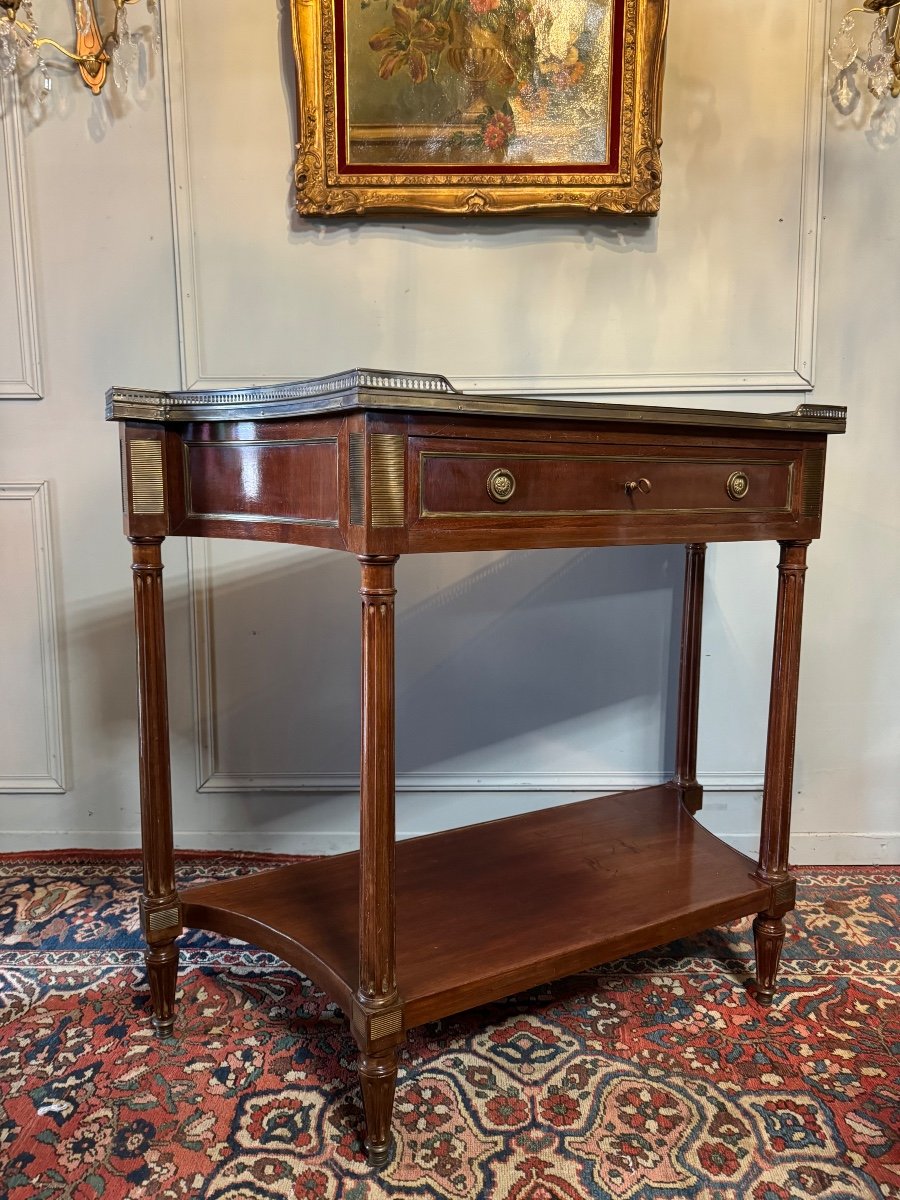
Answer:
[0,0,897,861]
[0,483,63,791]
[0,92,40,398]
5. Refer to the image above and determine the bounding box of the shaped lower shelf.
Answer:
[180,785,771,1028]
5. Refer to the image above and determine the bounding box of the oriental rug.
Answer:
[0,854,897,1200]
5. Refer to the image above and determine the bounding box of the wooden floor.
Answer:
[181,785,771,1027]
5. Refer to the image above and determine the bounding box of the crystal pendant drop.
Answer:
[147,0,162,53]
[868,66,894,99]
[830,66,861,115]
[24,58,51,122]
[0,19,20,77]
[861,13,891,79]
[111,4,136,92]
[828,14,858,71]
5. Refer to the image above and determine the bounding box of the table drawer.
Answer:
[417,444,795,519]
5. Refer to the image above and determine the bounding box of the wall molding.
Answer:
[187,539,761,796]
[1,831,896,866]
[163,0,827,397]
[196,770,766,795]
[0,86,42,400]
[0,483,65,792]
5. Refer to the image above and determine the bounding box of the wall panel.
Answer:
[165,0,827,395]
[0,483,65,792]
[0,91,41,399]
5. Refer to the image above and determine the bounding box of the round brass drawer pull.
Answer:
[624,477,652,496]
[727,470,750,501]
[487,467,516,503]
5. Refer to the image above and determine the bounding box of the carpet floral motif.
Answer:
[0,856,897,1199]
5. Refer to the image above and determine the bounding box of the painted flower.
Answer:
[483,111,514,150]
[58,1110,114,1172]
[698,1140,741,1177]
[294,1169,330,1199]
[369,6,450,84]
[398,1082,453,1131]
[469,0,500,13]
[539,1091,580,1127]
[486,1094,529,1126]
[112,1118,157,1159]
[616,1085,684,1136]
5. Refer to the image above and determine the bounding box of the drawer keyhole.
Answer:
[624,477,652,496]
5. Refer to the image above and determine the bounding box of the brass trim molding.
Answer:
[105,372,848,434]
[129,440,165,515]
[800,449,826,518]
[370,434,406,527]
[144,905,180,933]
[349,432,366,526]
[368,1008,404,1040]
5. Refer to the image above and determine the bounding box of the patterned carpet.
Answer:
[0,854,897,1200]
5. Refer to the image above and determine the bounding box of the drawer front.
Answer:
[184,438,339,526]
[417,445,795,520]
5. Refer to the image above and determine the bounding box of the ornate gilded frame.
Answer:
[291,0,668,217]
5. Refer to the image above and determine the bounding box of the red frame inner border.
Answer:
[333,0,626,178]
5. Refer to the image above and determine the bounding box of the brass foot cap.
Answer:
[365,1139,391,1169]
[753,985,775,1006]
[152,1016,176,1039]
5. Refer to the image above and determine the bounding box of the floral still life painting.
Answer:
[291,0,668,215]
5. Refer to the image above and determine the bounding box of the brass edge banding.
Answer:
[349,432,365,526]
[370,434,406,527]
[419,451,794,519]
[800,449,826,518]
[129,440,165,515]
[119,441,129,514]
[183,513,340,528]
[182,437,338,449]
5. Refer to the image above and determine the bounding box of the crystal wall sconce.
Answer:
[829,0,900,116]
[0,0,160,117]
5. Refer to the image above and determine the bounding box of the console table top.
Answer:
[106,367,848,433]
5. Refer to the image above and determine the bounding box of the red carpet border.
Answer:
[0,855,897,1199]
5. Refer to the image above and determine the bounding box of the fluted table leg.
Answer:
[753,540,810,1004]
[130,536,180,1037]
[673,542,706,814]
[355,555,403,1166]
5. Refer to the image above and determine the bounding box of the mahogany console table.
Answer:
[107,370,846,1167]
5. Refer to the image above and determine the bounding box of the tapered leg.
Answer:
[673,543,706,814]
[355,556,403,1167]
[753,540,810,1004]
[359,1053,399,1168]
[130,536,180,1037]
[753,915,785,1006]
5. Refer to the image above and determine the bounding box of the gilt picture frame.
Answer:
[291,0,668,216]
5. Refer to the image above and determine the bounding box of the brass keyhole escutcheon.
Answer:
[624,477,652,496]
[727,471,750,501]
[487,467,516,503]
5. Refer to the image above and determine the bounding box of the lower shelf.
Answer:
[180,785,772,1028]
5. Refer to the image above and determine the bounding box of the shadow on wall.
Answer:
[180,543,687,783]
[71,543,688,805]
